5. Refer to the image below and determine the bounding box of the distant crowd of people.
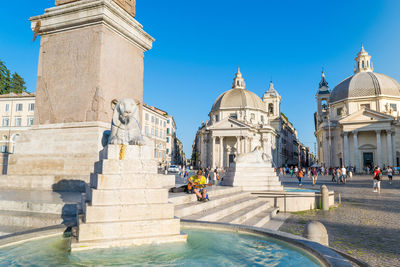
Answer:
[277,165,395,193]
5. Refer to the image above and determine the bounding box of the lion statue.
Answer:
[108,98,145,145]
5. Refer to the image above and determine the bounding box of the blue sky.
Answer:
[1,0,400,157]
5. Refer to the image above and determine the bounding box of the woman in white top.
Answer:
[387,167,393,184]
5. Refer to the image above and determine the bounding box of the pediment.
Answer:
[339,108,394,124]
[359,144,376,150]
[208,117,250,130]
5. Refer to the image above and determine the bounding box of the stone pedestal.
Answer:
[70,145,187,251]
[30,0,153,125]
[5,0,154,179]
[221,148,283,191]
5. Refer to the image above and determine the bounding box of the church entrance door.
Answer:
[363,152,373,169]
[229,154,236,165]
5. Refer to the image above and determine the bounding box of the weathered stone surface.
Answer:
[303,221,329,246]
[91,188,168,205]
[74,145,186,251]
[30,0,154,125]
[91,173,175,190]
[78,219,181,241]
[55,0,79,5]
[113,0,136,17]
[85,204,174,223]
[222,147,283,191]
[7,122,108,176]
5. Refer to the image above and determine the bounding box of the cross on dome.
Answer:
[232,67,246,89]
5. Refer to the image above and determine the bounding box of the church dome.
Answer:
[211,68,264,112]
[329,45,400,103]
[329,72,400,103]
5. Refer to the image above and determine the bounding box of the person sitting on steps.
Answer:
[188,170,209,202]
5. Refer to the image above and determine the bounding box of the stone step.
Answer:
[0,190,82,215]
[84,203,174,223]
[71,233,187,252]
[169,186,243,206]
[0,175,89,192]
[218,200,272,225]
[242,185,284,191]
[183,196,261,222]
[91,173,175,190]
[94,159,158,175]
[261,213,291,231]
[0,210,76,228]
[229,167,276,171]
[233,181,283,186]
[0,199,77,216]
[227,172,277,177]
[78,218,181,242]
[91,188,168,205]
[99,145,154,161]
[174,191,251,218]
[242,207,280,227]
[0,224,37,236]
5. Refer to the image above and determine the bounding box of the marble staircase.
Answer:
[169,186,285,230]
[70,145,187,251]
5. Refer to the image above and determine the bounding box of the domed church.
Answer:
[315,45,400,171]
[192,68,300,169]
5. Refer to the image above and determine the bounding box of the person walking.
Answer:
[373,166,382,193]
[311,167,318,186]
[297,168,304,186]
[387,166,393,185]
[213,167,219,185]
[335,167,341,184]
[341,165,347,184]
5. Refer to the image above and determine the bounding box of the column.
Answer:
[212,136,216,168]
[344,132,349,167]
[244,137,248,153]
[220,137,224,167]
[376,130,382,167]
[386,130,393,166]
[236,136,241,154]
[392,132,397,166]
[353,131,359,171]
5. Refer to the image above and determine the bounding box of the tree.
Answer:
[10,72,27,94]
[0,60,11,94]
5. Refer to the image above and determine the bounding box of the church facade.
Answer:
[192,69,304,169]
[315,45,400,171]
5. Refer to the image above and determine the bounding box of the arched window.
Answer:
[362,61,364,68]
[268,103,274,114]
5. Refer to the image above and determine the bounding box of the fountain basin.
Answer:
[0,222,353,266]
[253,188,335,212]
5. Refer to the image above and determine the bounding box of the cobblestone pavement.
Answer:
[279,174,400,267]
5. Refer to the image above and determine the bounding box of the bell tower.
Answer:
[316,70,330,125]
[262,81,281,120]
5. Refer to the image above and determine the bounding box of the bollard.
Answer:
[320,185,329,211]
[303,221,329,246]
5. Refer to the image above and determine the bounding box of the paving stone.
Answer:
[279,174,400,267]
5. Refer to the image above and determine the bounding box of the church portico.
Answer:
[315,45,400,172]
[193,69,283,169]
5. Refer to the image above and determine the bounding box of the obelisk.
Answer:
[7,0,154,178]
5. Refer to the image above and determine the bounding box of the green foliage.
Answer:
[0,60,11,94]
[0,60,27,94]
[10,72,27,94]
